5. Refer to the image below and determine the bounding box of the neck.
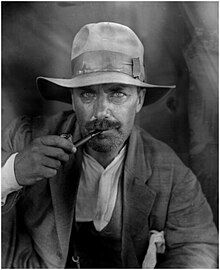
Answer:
[85,146,123,168]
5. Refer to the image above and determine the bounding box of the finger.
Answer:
[40,166,58,179]
[39,146,70,162]
[36,136,75,153]
[41,156,61,170]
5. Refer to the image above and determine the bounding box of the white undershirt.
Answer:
[76,146,126,231]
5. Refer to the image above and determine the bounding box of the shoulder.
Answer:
[136,125,184,167]
[2,110,76,152]
[32,110,76,137]
[134,126,198,207]
[134,126,190,186]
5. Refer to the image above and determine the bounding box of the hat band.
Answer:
[71,50,145,81]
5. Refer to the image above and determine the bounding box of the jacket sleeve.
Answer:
[1,116,33,211]
[1,117,47,268]
[157,168,218,268]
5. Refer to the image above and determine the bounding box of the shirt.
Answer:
[1,153,22,205]
[76,146,126,231]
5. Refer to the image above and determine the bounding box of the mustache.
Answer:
[85,119,121,132]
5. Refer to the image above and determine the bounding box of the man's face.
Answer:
[71,83,145,152]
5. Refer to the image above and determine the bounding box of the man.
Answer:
[2,22,218,268]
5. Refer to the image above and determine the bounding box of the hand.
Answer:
[14,135,76,186]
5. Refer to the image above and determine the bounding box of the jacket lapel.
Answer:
[121,127,156,267]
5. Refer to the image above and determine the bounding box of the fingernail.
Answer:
[72,145,77,153]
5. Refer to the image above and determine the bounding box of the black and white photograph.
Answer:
[1,1,218,268]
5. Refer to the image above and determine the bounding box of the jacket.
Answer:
[2,111,218,268]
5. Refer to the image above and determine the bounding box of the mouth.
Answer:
[81,128,117,145]
[95,130,111,139]
[92,126,120,136]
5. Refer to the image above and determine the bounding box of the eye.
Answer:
[80,91,96,103]
[109,90,129,104]
[80,92,95,98]
[112,92,126,98]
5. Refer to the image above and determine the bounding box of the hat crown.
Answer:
[71,22,144,62]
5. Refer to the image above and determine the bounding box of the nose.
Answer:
[93,94,111,119]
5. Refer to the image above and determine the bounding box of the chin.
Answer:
[87,139,115,153]
[87,136,124,153]
[90,144,113,153]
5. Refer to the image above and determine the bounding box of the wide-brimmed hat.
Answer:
[37,22,175,106]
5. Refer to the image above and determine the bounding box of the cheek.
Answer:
[74,102,94,125]
[115,104,137,127]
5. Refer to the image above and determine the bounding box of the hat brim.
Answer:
[37,71,176,106]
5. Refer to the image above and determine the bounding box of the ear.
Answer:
[135,88,146,113]
[71,90,76,111]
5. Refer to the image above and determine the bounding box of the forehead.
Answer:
[74,83,137,92]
